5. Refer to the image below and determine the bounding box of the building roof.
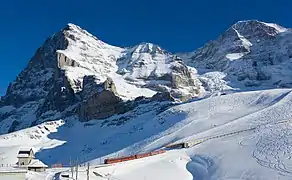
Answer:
[17,147,34,158]
[28,159,48,168]
[19,147,33,152]
[17,154,30,158]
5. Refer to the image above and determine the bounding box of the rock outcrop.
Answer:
[78,78,123,121]
[117,44,201,100]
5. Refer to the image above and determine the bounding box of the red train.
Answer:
[135,152,151,159]
[104,150,166,164]
[104,155,136,164]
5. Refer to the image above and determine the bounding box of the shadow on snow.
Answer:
[35,104,188,167]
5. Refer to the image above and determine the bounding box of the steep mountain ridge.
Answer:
[57,23,125,92]
[0,23,201,134]
[180,20,292,89]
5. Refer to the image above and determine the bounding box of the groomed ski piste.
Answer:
[1,88,292,179]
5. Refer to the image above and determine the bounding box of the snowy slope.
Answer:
[117,43,172,79]
[2,88,292,179]
[180,20,292,90]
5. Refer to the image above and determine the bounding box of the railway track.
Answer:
[88,119,292,167]
[165,119,292,149]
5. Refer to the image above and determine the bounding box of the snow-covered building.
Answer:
[26,159,48,172]
[17,148,34,166]
[17,147,48,172]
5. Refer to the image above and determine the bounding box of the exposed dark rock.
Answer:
[78,78,123,121]
[78,90,122,121]
[57,52,80,68]
[151,92,175,102]
[1,30,69,108]
[8,120,20,133]
[36,69,76,118]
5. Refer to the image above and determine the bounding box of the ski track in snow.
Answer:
[251,123,292,176]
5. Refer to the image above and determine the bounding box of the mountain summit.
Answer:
[181,20,292,88]
[0,23,201,133]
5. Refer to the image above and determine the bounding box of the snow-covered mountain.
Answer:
[2,20,292,134]
[0,23,201,134]
[3,20,292,180]
[180,20,292,89]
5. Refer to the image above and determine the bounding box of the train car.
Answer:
[104,150,166,164]
[165,142,190,149]
[150,149,166,156]
[120,155,136,162]
[135,152,151,159]
[104,159,117,164]
[104,155,136,164]
[104,157,121,164]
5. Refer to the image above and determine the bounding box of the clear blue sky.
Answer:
[0,0,291,96]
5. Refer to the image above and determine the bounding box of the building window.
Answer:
[21,162,24,165]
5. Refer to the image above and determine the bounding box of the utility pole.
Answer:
[86,162,90,180]
[75,158,79,180]
[70,156,74,179]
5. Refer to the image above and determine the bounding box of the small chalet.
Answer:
[17,148,34,166]
[17,147,48,172]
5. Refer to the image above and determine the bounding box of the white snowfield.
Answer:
[1,89,292,179]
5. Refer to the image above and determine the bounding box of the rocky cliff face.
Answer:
[1,30,68,108]
[78,77,123,121]
[117,43,201,100]
[0,23,201,134]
